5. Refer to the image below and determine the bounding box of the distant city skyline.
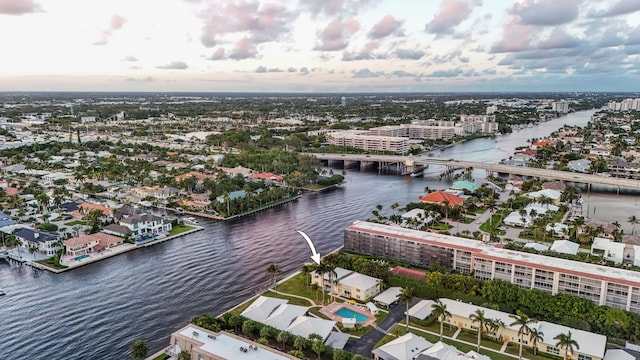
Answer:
[1,0,639,92]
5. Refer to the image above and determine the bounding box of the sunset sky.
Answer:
[1,0,639,92]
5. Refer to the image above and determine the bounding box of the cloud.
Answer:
[394,48,425,60]
[229,37,258,60]
[94,14,127,46]
[157,61,188,70]
[198,1,295,50]
[427,68,464,77]
[508,0,582,26]
[425,0,482,35]
[351,68,384,78]
[125,76,154,82]
[535,28,581,50]
[0,0,41,15]
[342,41,381,61]
[207,48,226,60]
[431,49,466,64]
[368,15,403,39]
[315,17,360,51]
[298,0,378,17]
[299,67,310,75]
[589,1,640,18]
[122,55,138,62]
[391,70,418,78]
[255,66,283,73]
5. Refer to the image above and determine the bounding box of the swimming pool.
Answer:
[335,307,369,323]
[73,255,89,261]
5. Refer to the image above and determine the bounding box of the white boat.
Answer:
[185,217,199,224]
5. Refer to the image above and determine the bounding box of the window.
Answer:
[546,346,559,355]
[578,355,592,360]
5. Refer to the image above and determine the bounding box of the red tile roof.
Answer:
[250,172,284,181]
[391,266,426,281]
[419,190,464,206]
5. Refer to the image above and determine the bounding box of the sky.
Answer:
[1,0,640,92]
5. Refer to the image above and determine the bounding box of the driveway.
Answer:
[343,298,419,357]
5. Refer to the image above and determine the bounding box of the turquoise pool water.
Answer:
[335,307,369,323]
[73,255,89,261]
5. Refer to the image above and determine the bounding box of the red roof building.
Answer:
[249,172,284,181]
[419,190,464,206]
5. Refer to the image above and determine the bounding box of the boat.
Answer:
[185,217,199,224]
[0,289,5,296]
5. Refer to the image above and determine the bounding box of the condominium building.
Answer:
[344,221,640,313]
[325,130,409,154]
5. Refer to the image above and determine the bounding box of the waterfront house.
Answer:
[14,228,60,257]
[165,324,297,360]
[241,296,335,341]
[419,190,464,207]
[64,232,124,257]
[311,267,382,301]
[118,213,172,239]
[102,224,131,238]
[525,189,562,204]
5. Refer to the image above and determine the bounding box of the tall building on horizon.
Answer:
[341,96,347,107]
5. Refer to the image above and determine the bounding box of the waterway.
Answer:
[0,109,638,359]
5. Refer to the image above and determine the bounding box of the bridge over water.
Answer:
[310,153,640,191]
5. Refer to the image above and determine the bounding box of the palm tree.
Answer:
[469,309,489,351]
[312,339,324,360]
[130,339,148,360]
[509,311,536,360]
[554,331,579,360]
[430,299,451,340]
[628,215,639,235]
[313,262,328,305]
[398,287,415,330]
[277,331,289,351]
[293,336,306,352]
[325,263,338,303]
[529,328,544,355]
[266,263,281,295]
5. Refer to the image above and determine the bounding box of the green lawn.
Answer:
[263,290,314,306]
[64,220,90,226]
[168,223,196,236]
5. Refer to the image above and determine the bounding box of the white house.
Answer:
[550,240,580,255]
[14,228,61,257]
[119,213,172,239]
[241,296,335,342]
[311,267,382,301]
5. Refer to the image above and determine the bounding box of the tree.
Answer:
[293,336,307,351]
[267,263,281,295]
[628,215,639,235]
[130,339,148,360]
[277,331,290,351]
[28,244,38,260]
[176,350,191,360]
[510,311,536,360]
[325,263,337,303]
[312,339,324,360]
[398,287,415,330]
[529,328,544,355]
[469,309,489,352]
[313,262,329,305]
[431,299,451,340]
[554,331,579,360]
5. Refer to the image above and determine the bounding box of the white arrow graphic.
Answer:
[296,230,320,265]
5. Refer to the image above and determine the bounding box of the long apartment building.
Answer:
[326,130,410,154]
[344,221,640,313]
[368,124,456,140]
